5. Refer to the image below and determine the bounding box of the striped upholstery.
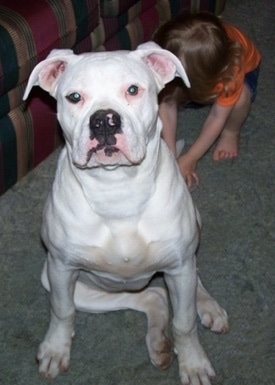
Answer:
[0,0,99,194]
[0,0,99,101]
[0,0,226,195]
[100,0,139,17]
[169,0,226,16]
[99,0,226,18]
[76,0,171,52]
[0,92,61,192]
[80,0,226,52]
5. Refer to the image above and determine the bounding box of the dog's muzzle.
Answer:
[89,109,122,157]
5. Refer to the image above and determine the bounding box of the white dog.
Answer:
[24,43,228,385]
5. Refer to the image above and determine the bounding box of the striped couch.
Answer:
[0,0,225,195]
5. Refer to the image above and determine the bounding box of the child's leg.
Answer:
[212,84,251,160]
[159,100,178,156]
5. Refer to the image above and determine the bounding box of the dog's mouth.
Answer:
[73,143,122,169]
[87,143,120,161]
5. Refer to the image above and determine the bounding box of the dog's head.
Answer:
[23,43,189,169]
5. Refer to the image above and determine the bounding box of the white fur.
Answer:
[24,42,228,384]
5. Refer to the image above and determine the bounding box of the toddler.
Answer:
[154,12,261,188]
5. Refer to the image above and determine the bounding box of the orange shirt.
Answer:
[216,23,261,107]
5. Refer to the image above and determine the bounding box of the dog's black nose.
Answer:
[89,109,122,146]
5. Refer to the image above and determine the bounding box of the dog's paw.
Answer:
[37,340,71,379]
[179,362,215,385]
[198,297,229,334]
[146,328,173,370]
[144,287,173,370]
[176,339,216,385]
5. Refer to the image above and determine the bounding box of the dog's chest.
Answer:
[43,153,196,284]
[75,221,174,278]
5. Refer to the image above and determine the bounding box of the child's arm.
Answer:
[178,102,234,188]
[159,99,178,155]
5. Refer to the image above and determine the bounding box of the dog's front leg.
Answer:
[37,253,78,379]
[165,257,215,385]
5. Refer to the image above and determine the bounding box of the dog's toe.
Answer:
[146,331,173,370]
[149,341,174,370]
[199,304,229,334]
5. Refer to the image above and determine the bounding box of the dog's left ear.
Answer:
[133,42,190,89]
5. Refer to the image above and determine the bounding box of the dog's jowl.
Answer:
[24,42,228,385]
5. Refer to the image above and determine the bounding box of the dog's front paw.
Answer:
[176,343,215,385]
[178,359,215,385]
[37,339,71,379]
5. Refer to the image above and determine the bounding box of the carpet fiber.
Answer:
[0,1,274,384]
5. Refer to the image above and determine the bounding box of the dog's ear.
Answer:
[133,42,190,90]
[23,49,77,100]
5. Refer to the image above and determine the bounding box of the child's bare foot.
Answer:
[212,130,239,160]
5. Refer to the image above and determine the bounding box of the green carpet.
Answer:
[0,0,274,384]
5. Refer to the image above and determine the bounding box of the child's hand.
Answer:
[177,154,199,189]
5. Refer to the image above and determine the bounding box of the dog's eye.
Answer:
[66,92,82,104]
[127,85,138,96]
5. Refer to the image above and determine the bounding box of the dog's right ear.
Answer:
[133,42,190,90]
[23,49,76,100]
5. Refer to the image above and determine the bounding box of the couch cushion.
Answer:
[103,0,170,50]
[100,0,225,18]
[100,0,138,17]
[76,0,169,52]
[169,0,226,17]
[0,91,62,194]
[100,0,160,41]
[77,0,226,53]
[0,0,99,98]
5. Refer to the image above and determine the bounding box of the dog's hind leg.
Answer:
[73,282,173,370]
[196,277,229,333]
[143,287,173,370]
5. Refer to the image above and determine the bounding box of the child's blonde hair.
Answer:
[154,12,242,104]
